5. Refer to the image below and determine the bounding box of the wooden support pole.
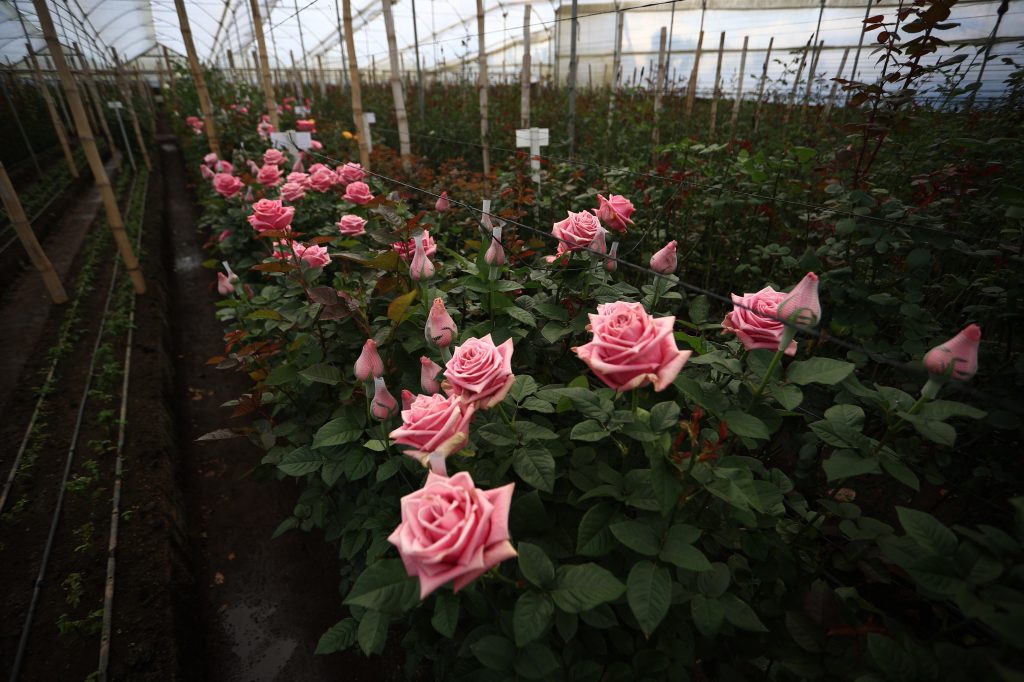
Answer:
[112,48,152,171]
[334,0,350,90]
[342,0,371,168]
[381,0,412,171]
[752,37,773,134]
[798,40,824,127]
[293,0,312,94]
[728,35,749,138]
[74,46,120,166]
[26,44,78,178]
[652,27,667,150]
[782,37,811,127]
[317,54,326,98]
[848,0,874,100]
[566,0,578,157]
[227,48,237,81]
[708,31,725,140]
[249,0,279,129]
[30,0,145,294]
[477,0,491,180]
[521,4,531,128]
[0,162,68,303]
[822,47,850,122]
[44,55,75,134]
[290,50,300,97]
[685,30,704,119]
[173,0,219,156]
[606,3,623,141]
[411,0,426,118]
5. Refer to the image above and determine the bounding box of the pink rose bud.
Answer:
[337,214,367,237]
[722,287,799,356]
[595,194,635,233]
[389,395,476,472]
[291,157,304,173]
[204,152,218,165]
[218,229,232,243]
[409,234,435,281]
[387,471,515,599]
[443,334,516,409]
[257,164,284,187]
[310,139,323,150]
[200,164,215,180]
[425,298,457,348]
[650,240,678,274]
[552,210,602,252]
[401,389,416,411]
[216,272,235,296]
[777,272,821,327]
[591,226,608,256]
[435,191,450,212]
[244,186,254,202]
[371,377,398,421]
[280,181,306,202]
[923,324,981,382]
[484,227,505,266]
[606,242,619,273]
[247,160,261,174]
[263,148,286,166]
[215,160,234,174]
[420,356,443,394]
[344,181,374,205]
[354,338,384,381]
[573,301,692,392]
[213,173,244,198]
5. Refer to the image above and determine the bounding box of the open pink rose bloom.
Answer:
[388,472,516,599]
[723,287,798,356]
[443,335,515,408]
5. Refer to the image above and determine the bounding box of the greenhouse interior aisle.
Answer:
[159,122,381,681]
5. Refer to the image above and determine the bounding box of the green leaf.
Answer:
[299,363,343,385]
[897,507,958,555]
[550,564,626,613]
[541,321,572,344]
[918,400,986,421]
[505,305,538,328]
[246,308,284,320]
[315,618,357,654]
[867,634,917,681]
[902,414,957,447]
[722,411,771,439]
[697,563,731,597]
[387,289,418,323]
[771,383,804,410]
[823,451,880,481]
[786,611,822,653]
[610,521,660,556]
[627,561,672,637]
[571,419,610,442]
[278,447,324,476]
[477,422,518,447]
[691,594,725,639]
[660,527,712,572]
[514,642,561,679]
[312,418,364,448]
[786,358,856,386]
[518,542,555,588]
[357,610,388,656]
[689,294,710,324]
[513,447,556,492]
[720,592,769,632]
[577,504,617,556]
[650,401,681,431]
[508,375,539,402]
[471,635,516,671]
[880,456,920,491]
[431,591,459,637]
[514,591,554,646]
[344,559,420,614]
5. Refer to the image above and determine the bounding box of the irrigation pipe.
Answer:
[7,170,140,682]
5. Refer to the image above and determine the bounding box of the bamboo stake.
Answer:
[782,37,811,126]
[30,0,144,294]
[521,4,531,128]
[728,35,749,138]
[605,3,623,142]
[317,54,327,98]
[161,45,179,115]
[411,0,425,118]
[848,0,874,101]
[477,0,491,180]
[708,31,725,140]
[227,48,237,81]
[752,37,773,134]
[381,0,412,171]
[798,40,824,127]
[173,0,219,156]
[248,0,279,129]
[566,0,578,157]
[44,55,75,135]
[112,48,152,171]
[685,30,704,119]
[0,70,44,181]
[652,27,667,150]
[0,161,68,303]
[290,50,300,98]
[334,0,350,90]
[293,0,312,93]
[342,0,371,168]
[26,45,78,178]
[75,45,120,166]
[822,47,850,122]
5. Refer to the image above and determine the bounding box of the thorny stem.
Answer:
[751,348,785,401]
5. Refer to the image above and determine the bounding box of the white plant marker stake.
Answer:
[362,112,377,153]
[514,126,549,194]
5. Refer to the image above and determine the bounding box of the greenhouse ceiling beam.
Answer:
[208,0,235,61]
[554,0,997,13]
[302,0,386,61]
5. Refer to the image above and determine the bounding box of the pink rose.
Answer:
[420,356,443,394]
[337,214,367,237]
[247,199,295,233]
[296,118,316,132]
[425,298,457,348]
[295,242,330,268]
[394,231,437,261]
[291,157,304,173]
[401,389,415,411]
[590,226,608,256]
[484,227,505,266]
[263,148,286,166]
[218,229,232,242]
[310,139,323,150]
[778,272,821,327]
[389,393,476,462]
[409,234,435,280]
[722,287,798,356]
[213,173,244,198]
[435,191,450,212]
[595,194,635,233]
[574,301,692,392]
[387,471,516,599]
[650,240,677,274]
[924,324,981,381]
[200,164,215,180]
[257,164,283,187]
[204,152,218,166]
[287,171,311,187]
[309,168,336,192]
[337,162,365,185]
[371,377,398,420]
[443,334,515,409]
[280,181,306,202]
[308,163,331,174]
[247,160,261,175]
[216,272,235,296]
[354,338,384,381]
[344,181,373,205]
[257,120,274,139]
[214,160,234,174]
[552,210,602,252]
